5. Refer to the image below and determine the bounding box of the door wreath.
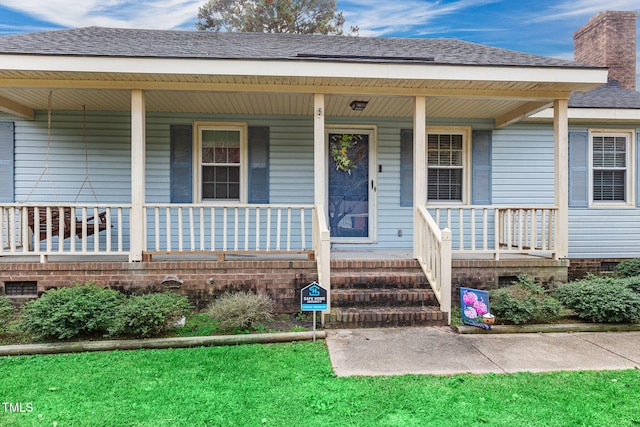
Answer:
[330,134,363,174]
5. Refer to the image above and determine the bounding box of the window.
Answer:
[196,124,247,202]
[590,132,633,204]
[427,130,468,202]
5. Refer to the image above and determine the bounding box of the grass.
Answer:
[1,342,639,426]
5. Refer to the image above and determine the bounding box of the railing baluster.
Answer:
[470,208,476,251]
[178,207,184,252]
[300,208,306,250]
[199,207,205,251]
[93,206,100,253]
[166,207,172,252]
[531,208,538,250]
[266,207,272,251]
[154,207,160,251]
[276,208,282,251]
[118,207,123,253]
[210,207,216,251]
[244,207,250,251]
[483,208,488,251]
[287,208,292,251]
[234,207,239,251]
[189,207,195,251]
[458,208,464,251]
[223,207,228,251]
[256,207,261,251]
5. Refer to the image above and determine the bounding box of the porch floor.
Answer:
[0,249,557,263]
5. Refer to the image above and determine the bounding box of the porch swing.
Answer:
[26,93,110,242]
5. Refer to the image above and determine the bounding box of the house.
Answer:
[1,11,634,327]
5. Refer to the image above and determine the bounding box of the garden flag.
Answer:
[460,287,494,330]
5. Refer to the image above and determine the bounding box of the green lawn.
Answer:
[1,342,639,426]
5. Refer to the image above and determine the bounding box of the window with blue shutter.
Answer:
[471,130,492,205]
[170,124,193,203]
[400,129,413,207]
[0,122,14,203]
[568,131,588,207]
[248,126,269,204]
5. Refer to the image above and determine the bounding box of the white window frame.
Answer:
[426,126,471,205]
[588,129,635,207]
[193,122,248,203]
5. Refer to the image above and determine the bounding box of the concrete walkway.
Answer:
[325,327,640,376]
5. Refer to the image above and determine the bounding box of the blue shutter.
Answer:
[0,122,14,203]
[568,131,589,207]
[637,129,640,207]
[400,129,413,207]
[248,126,269,204]
[471,130,492,205]
[170,125,192,203]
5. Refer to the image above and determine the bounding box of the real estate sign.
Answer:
[301,282,327,311]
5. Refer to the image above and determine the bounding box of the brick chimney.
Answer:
[574,11,638,90]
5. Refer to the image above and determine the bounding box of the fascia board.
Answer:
[0,54,608,85]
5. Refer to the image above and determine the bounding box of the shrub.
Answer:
[0,295,14,332]
[554,275,640,323]
[207,291,274,330]
[20,282,124,340]
[489,275,561,324]
[108,292,192,338]
[616,259,640,278]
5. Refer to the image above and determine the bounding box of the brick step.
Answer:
[326,307,447,328]
[330,271,428,289]
[330,259,422,272]
[331,288,438,308]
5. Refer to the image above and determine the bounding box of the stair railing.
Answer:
[416,205,452,324]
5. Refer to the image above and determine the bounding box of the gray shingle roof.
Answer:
[0,26,597,69]
[569,81,640,109]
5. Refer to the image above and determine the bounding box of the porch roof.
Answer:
[0,27,608,124]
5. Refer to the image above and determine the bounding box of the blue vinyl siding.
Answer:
[569,208,640,258]
[491,124,555,205]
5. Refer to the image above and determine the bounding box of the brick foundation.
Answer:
[0,260,317,312]
[567,258,633,281]
[451,258,569,305]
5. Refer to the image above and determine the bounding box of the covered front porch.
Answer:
[0,30,608,323]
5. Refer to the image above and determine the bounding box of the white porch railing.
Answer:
[143,204,315,256]
[430,206,558,260]
[416,206,452,323]
[312,204,331,315]
[1,204,130,258]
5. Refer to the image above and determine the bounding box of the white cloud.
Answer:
[530,0,640,22]
[341,0,501,37]
[0,0,202,30]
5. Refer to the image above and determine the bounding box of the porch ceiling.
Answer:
[0,87,548,120]
[0,69,603,122]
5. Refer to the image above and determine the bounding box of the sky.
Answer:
[0,0,638,78]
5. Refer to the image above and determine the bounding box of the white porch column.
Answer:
[413,96,426,257]
[314,94,326,207]
[554,98,569,259]
[130,89,146,262]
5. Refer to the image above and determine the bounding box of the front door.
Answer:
[327,129,375,242]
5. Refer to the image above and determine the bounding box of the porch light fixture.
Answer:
[349,100,368,111]
[160,274,184,289]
